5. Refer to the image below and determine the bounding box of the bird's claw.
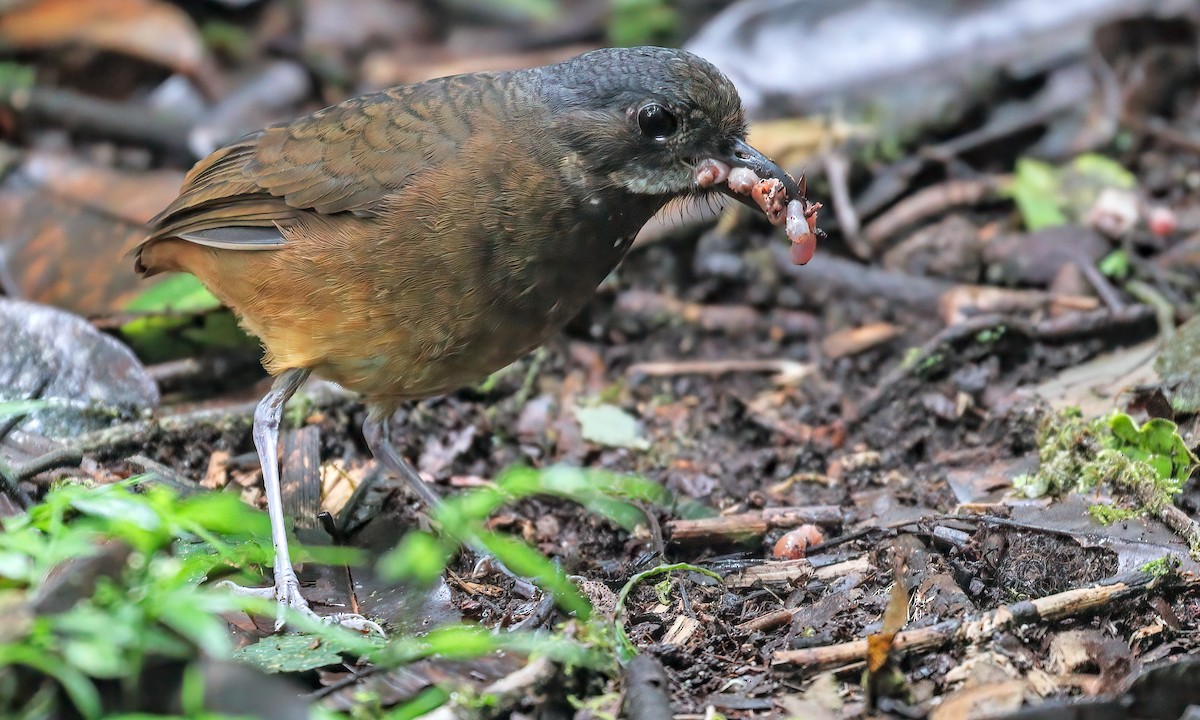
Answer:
[216,571,385,636]
[471,555,538,599]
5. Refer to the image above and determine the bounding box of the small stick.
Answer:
[725,555,872,588]
[823,152,867,259]
[667,505,843,544]
[862,177,1009,252]
[627,358,813,381]
[736,608,796,634]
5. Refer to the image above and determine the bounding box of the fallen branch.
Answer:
[667,505,843,544]
[71,382,356,458]
[772,570,1185,670]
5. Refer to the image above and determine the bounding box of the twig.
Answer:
[770,246,953,312]
[724,555,872,588]
[735,608,796,634]
[823,151,866,259]
[1125,279,1176,343]
[627,359,813,383]
[615,290,766,336]
[854,307,1155,418]
[862,177,1008,252]
[0,455,33,509]
[3,85,193,155]
[667,505,843,545]
[1076,260,1125,313]
[70,382,357,458]
[772,570,1183,669]
[1127,116,1200,155]
[7,446,83,482]
[0,374,50,444]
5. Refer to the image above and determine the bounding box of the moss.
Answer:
[1139,556,1178,577]
[1087,503,1139,525]
[1022,409,1196,515]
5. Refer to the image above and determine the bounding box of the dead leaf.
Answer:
[0,0,211,77]
[820,322,901,360]
[930,680,1027,720]
[202,450,230,490]
[0,151,183,314]
[319,460,368,516]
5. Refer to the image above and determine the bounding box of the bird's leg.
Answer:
[362,415,536,597]
[362,414,443,510]
[220,368,383,635]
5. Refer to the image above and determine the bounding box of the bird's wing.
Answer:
[141,79,478,251]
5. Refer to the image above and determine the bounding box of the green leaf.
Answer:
[69,492,163,534]
[1098,249,1130,278]
[233,633,348,674]
[574,404,650,450]
[174,491,271,538]
[0,645,101,718]
[378,531,455,584]
[157,589,233,657]
[1071,153,1136,189]
[125,274,221,313]
[1105,413,1197,490]
[609,0,680,46]
[377,686,450,719]
[1005,158,1067,230]
[0,399,55,419]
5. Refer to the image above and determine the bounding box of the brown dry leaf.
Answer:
[930,680,1027,720]
[747,117,857,169]
[19,152,182,224]
[201,450,231,490]
[455,580,504,598]
[319,460,368,516]
[867,574,909,674]
[820,322,901,360]
[778,672,843,720]
[661,615,700,646]
[0,151,182,314]
[0,0,210,77]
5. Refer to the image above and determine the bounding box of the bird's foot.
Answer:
[217,568,385,636]
[471,555,538,599]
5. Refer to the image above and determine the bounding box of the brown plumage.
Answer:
[135,47,799,632]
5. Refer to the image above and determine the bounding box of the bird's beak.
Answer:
[718,138,804,206]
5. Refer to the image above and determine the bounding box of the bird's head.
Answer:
[540,46,800,206]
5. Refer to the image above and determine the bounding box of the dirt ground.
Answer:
[3,1,1200,718]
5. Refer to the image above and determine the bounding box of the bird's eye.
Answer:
[636,103,677,141]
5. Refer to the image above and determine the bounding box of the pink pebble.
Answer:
[1148,206,1177,237]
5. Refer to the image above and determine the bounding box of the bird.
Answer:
[134,46,805,632]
